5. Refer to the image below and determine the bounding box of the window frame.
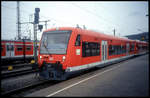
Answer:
[75,34,81,46]
[26,45,32,51]
[82,41,100,57]
[17,45,23,51]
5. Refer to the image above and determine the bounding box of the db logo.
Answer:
[49,57,53,61]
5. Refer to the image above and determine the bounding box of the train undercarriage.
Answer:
[39,62,67,80]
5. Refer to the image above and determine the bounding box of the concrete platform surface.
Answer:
[26,54,149,97]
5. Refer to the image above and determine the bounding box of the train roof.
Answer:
[43,27,76,32]
[43,27,148,44]
[1,39,40,42]
[44,27,130,41]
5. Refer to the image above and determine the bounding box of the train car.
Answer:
[1,39,39,64]
[38,27,148,80]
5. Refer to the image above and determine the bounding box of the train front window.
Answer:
[40,30,71,54]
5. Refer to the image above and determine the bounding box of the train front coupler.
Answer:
[39,61,66,80]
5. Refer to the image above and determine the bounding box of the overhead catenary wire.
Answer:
[2,2,130,38]
[71,3,128,36]
[72,3,116,28]
[1,4,16,9]
[2,3,77,28]
[72,4,116,34]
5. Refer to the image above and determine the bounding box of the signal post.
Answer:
[34,8,40,64]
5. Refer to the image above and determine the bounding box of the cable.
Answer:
[72,3,130,36]
[2,5,32,23]
[1,4,16,10]
[2,2,75,27]
[72,3,116,27]
[39,13,76,26]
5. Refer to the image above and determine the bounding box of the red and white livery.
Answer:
[1,40,39,63]
[38,27,148,80]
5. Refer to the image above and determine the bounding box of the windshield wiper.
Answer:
[43,41,52,57]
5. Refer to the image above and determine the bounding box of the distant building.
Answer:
[125,32,149,42]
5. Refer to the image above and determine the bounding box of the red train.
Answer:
[38,27,148,80]
[1,39,39,64]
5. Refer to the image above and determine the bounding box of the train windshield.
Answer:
[40,30,72,54]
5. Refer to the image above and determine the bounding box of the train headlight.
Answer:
[40,56,42,59]
[62,56,66,62]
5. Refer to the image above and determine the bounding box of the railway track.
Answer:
[1,63,34,71]
[1,60,32,66]
[1,54,145,96]
[1,62,39,79]
[1,78,50,96]
[1,68,39,79]
[1,58,127,96]
[1,72,61,97]
[1,66,39,79]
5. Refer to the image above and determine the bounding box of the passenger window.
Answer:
[26,46,31,51]
[109,45,113,56]
[17,46,23,51]
[82,41,100,57]
[75,35,81,46]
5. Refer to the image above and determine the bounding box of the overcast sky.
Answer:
[1,1,149,40]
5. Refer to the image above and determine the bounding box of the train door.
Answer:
[6,43,11,58]
[101,41,107,61]
[6,42,14,58]
[10,43,14,57]
[126,43,130,55]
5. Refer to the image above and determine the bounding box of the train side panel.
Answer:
[1,40,36,63]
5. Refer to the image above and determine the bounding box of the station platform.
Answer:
[26,54,149,97]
